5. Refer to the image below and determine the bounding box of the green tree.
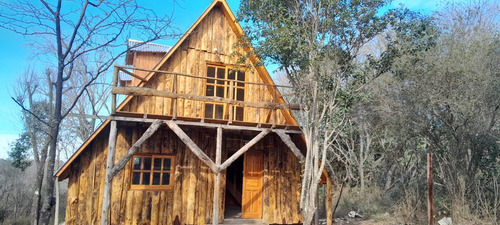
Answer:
[239,0,401,223]
[8,132,31,171]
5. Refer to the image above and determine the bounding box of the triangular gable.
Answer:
[56,0,299,180]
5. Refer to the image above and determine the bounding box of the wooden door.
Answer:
[241,151,263,219]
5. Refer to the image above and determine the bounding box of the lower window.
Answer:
[130,155,175,190]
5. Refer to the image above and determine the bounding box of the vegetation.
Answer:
[0,159,68,225]
[240,0,499,224]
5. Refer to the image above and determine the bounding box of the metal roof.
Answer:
[127,39,172,53]
[119,70,132,82]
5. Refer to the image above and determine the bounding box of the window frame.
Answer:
[130,154,175,190]
[204,64,246,121]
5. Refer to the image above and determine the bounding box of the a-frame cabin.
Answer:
[56,1,333,224]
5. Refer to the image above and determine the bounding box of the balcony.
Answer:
[110,65,301,130]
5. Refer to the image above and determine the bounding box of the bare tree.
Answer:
[12,70,52,225]
[0,1,179,224]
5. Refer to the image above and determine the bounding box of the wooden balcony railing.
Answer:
[111,65,300,126]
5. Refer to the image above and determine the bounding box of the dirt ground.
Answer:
[332,218,393,225]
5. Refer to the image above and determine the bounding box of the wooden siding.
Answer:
[130,52,166,86]
[120,6,289,125]
[262,134,303,224]
[65,122,303,224]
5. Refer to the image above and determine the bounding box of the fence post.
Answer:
[111,66,119,115]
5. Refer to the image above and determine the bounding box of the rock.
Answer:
[438,217,452,225]
[347,211,362,218]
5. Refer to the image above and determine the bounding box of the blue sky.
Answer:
[0,0,445,159]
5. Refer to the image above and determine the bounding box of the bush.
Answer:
[2,217,30,225]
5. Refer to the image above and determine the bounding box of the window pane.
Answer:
[143,157,152,170]
[237,89,244,101]
[228,69,236,80]
[215,105,224,119]
[132,172,141,185]
[152,172,161,185]
[235,107,244,121]
[206,85,214,96]
[162,173,171,185]
[205,104,213,118]
[217,68,225,84]
[207,67,215,84]
[153,158,162,171]
[237,71,245,86]
[142,172,150,185]
[163,159,171,171]
[216,86,224,97]
[133,157,142,170]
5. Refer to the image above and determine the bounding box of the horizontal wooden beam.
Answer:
[165,120,218,173]
[111,86,301,110]
[67,113,303,134]
[115,65,294,89]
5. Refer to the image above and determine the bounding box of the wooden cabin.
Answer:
[56,0,333,224]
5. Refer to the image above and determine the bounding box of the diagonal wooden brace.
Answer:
[275,129,305,160]
[219,129,271,172]
[165,120,218,173]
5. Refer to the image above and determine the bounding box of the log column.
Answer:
[213,126,222,225]
[101,120,117,225]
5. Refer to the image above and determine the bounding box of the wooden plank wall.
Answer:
[65,123,304,224]
[65,123,225,225]
[121,6,288,125]
[262,134,303,224]
[130,52,166,87]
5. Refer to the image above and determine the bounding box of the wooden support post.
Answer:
[165,120,218,173]
[272,86,277,127]
[275,130,305,160]
[212,126,222,225]
[219,129,270,171]
[326,177,333,225]
[101,120,162,225]
[101,120,118,225]
[172,74,178,119]
[428,153,433,225]
[228,81,234,124]
[111,67,119,115]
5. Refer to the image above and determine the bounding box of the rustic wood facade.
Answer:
[63,124,306,224]
[56,1,333,224]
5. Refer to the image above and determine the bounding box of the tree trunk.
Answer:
[359,160,365,193]
[39,4,64,222]
[385,164,397,191]
[30,162,45,225]
[54,151,60,225]
[39,60,64,225]
[54,180,59,225]
[39,121,61,224]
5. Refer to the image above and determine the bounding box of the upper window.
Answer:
[131,155,174,190]
[205,65,245,121]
